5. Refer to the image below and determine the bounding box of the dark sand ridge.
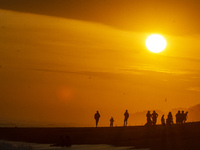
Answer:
[1,122,200,150]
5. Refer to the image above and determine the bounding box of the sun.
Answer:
[145,34,167,53]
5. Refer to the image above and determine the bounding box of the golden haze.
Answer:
[1,0,200,127]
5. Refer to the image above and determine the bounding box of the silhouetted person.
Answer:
[176,110,181,124]
[110,117,114,127]
[152,110,158,125]
[94,111,100,127]
[124,110,129,126]
[183,111,188,123]
[166,112,173,125]
[161,115,165,126]
[180,110,185,124]
[146,111,152,126]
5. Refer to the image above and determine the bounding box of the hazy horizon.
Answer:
[0,103,199,127]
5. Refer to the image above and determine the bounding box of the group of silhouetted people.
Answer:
[146,110,158,126]
[94,110,129,127]
[94,110,188,127]
[163,111,188,126]
[146,110,188,126]
[175,110,188,124]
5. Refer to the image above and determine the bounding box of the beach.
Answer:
[1,122,200,150]
[0,141,138,150]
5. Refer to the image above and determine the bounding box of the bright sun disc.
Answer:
[146,34,167,53]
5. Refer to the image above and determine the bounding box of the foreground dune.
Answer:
[1,122,200,150]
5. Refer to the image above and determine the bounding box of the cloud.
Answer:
[120,64,190,75]
[0,9,145,73]
[29,68,122,80]
[1,0,200,35]
[187,87,200,92]
[164,55,200,64]
[0,9,143,50]
[119,54,200,76]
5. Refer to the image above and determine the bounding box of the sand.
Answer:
[0,122,200,150]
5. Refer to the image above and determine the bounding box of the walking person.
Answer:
[94,111,100,127]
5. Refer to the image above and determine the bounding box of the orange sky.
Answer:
[1,0,200,127]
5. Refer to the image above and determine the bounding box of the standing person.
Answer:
[161,115,165,126]
[183,111,188,123]
[124,110,129,126]
[146,111,152,126]
[110,117,114,127]
[166,112,173,125]
[152,110,158,125]
[175,110,181,124]
[180,111,185,124]
[94,111,100,127]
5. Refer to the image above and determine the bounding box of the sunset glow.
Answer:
[1,1,200,128]
[146,34,167,53]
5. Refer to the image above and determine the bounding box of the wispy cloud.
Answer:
[163,55,200,64]
[28,68,122,80]
[120,64,190,75]
[187,87,200,92]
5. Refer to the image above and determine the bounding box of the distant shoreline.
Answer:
[0,122,200,150]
